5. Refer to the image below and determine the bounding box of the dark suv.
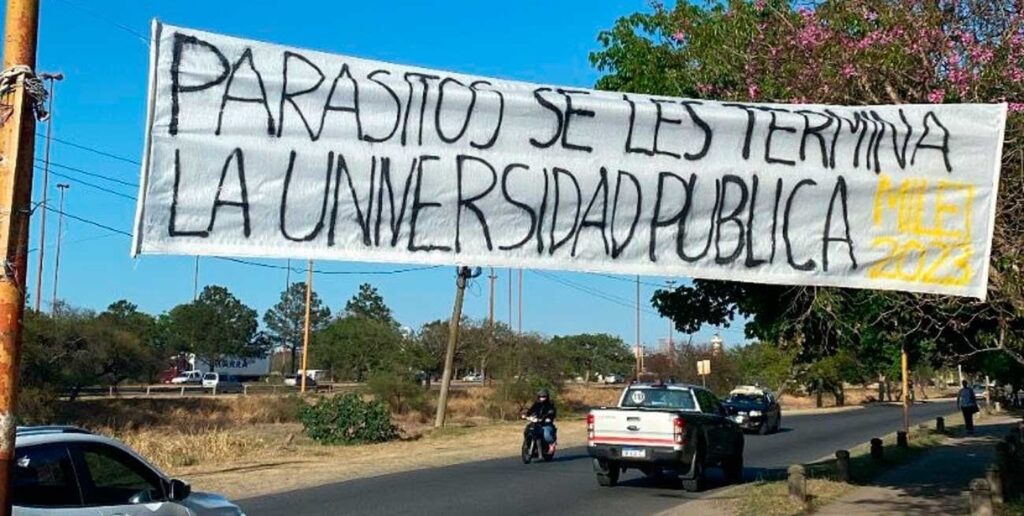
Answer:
[722,386,782,434]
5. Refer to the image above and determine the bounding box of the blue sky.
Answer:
[16,0,746,348]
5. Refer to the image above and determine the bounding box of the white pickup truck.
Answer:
[587,382,745,491]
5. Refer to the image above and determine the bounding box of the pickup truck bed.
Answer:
[587,383,744,491]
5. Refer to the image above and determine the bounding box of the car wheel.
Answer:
[594,459,619,487]
[774,415,782,433]
[758,421,769,435]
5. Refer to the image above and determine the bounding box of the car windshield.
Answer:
[621,388,696,410]
[727,394,765,404]
[203,373,216,380]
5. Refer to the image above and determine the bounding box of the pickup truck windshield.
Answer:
[621,388,696,410]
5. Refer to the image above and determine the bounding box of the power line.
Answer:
[37,166,136,201]
[55,0,149,45]
[37,132,141,166]
[41,206,444,277]
[39,159,139,187]
[530,269,662,317]
[586,271,671,289]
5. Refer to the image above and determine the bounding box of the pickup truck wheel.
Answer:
[681,459,705,493]
[593,459,619,487]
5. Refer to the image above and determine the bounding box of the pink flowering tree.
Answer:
[592,1,1024,372]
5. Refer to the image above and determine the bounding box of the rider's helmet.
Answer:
[537,389,549,401]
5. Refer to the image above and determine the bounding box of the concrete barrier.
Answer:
[969,478,993,516]
[835,449,850,482]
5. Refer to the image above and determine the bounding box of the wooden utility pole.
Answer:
[901,344,910,433]
[31,71,59,313]
[49,183,67,312]
[0,0,42,511]
[435,266,475,428]
[485,267,495,378]
[507,268,512,327]
[300,258,312,394]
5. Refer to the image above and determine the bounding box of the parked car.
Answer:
[169,370,203,385]
[462,373,484,382]
[202,372,244,394]
[601,374,624,384]
[722,386,782,434]
[587,381,744,492]
[13,426,245,515]
[284,374,317,388]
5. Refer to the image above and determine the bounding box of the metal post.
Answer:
[31,72,59,313]
[49,183,67,312]
[192,256,199,301]
[435,267,472,428]
[901,344,910,434]
[300,259,312,394]
[635,275,641,376]
[517,268,522,334]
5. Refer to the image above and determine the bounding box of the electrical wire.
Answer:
[38,159,139,188]
[530,269,662,317]
[40,205,444,277]
[37,132,142,166]
[37,166,136,201]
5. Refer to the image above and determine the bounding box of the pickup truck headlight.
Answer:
[749,410,763,417]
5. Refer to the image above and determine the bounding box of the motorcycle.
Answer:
[521,415,556,463]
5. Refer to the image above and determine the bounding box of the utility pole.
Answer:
[666,279,675,359]
[507,268,512,328]
[0,0,42,511]
[901,344,910,434]
[49,183,68,312]
[517,268,523,334]
[191,256,199,301]
[635,275,641,377]
[485,267,495,378]
[300,258,312,394]
[31,71,60,313]
[435,266,478,427]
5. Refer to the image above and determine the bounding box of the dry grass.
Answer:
[109,426,274,469]
[54,395,300,430]
[732,478,851,516]
[778,386,956,410]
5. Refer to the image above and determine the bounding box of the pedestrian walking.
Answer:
[957,380,979,435]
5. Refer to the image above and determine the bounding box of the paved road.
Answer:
[241,401,956,516]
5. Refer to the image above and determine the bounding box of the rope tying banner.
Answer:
[0,65,49,121]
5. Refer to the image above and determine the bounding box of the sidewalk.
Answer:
[817,413,1019,515]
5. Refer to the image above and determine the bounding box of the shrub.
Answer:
[298,393,398,445]
[366,371,426,414]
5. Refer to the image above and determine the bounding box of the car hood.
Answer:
[181,491,244,516]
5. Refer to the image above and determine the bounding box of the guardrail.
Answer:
[66,382,351,399]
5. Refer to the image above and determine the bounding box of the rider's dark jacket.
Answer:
[526,399,557,421]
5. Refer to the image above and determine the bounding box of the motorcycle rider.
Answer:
[525,389,557,454]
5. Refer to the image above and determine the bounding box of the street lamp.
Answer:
[33,72,64,313]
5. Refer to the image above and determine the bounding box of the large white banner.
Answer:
[134,21,1006,299]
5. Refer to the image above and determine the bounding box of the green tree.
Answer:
[264,282,331,374]
[549,333,633,382]
[730,341,797,394]
[344,283,396,325]
[165,285,264,373]
[312,316,404,381]
[593,0,1024,374]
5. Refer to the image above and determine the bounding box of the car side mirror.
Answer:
[169,479,191,501]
